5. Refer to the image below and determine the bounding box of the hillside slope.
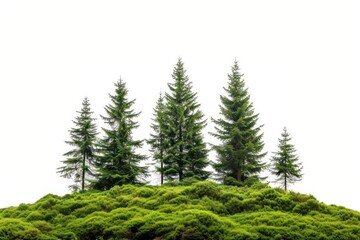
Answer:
[0,181,359,239]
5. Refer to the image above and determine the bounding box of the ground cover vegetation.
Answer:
[1,181,359,239]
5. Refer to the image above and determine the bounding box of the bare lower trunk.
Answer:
[179,125,183,182]
[82,154,86,191]
[236,169,241,182]
[160,154,164,185]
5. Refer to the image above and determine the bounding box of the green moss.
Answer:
[0,181,359,239]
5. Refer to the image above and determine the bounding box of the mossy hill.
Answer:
[1,181,360,240]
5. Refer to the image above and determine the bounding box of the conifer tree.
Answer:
[271,127,303,191]
[147,93,167,184]
[164,58,209,181]
[93,79,148,190]
[58,97,98,191]
[211,61,266,184]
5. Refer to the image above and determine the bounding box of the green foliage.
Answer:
[184,181,220,199]
[67,216,108,240]
[57,97,98,191]
[93,79,148,190]
[147,93,167,185]
[0,218,41,240]
[163,58,210,181]
[270,127,303,191]
[1,182,359,239]
[211,61,266,183]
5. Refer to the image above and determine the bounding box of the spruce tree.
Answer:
[211,61,266,184]
[271,127,303,191]
[147,93,167,184]
[58,97,98,191]
[93,79,148,190]
[164,58,209,181]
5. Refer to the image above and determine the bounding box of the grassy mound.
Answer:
[1,181,359,239]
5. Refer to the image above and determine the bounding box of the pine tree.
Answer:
[93,79,148,190]
[271,127,303,191]
[163,58,209,181]
[58,97,98,191]
[147,93,167,184]
[211,61,266,184]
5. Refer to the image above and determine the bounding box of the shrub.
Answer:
[32,220,52,233]
[178,177,201,186]
[201,196,228,215]
[0,218,41,240]
[55,199,86,215]
[18,203,30,211]
[25,211,44,221]
[168,195,189,205]
[175,210,228,240]
[184,181,220,199]
[67,216,108,239]
[160,190,180,202]
[225,197,243,214]
[219,191,244,203]
[72,203,102,218]
[293,199,322,215]
[133,186,155,198]
[50,228,77,240]
[275,196,296,212]
[37,197,58,210]
[224,177,242,186]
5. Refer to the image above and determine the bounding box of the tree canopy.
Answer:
[211,61,266,184]
[147,93,167,184]
[93,79,148,190]
[57,97,98,191]
[271,127,303,191]
[163,59,210,182]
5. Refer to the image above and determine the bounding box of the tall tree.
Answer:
[93,79,148,190]
[271,127,303,191]
[147,93,167,184]
[58,97,98,191]
[211,61,266,184]
[163,58,209,181]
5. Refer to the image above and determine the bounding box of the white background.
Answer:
[1,0,359,211]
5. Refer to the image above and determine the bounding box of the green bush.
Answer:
[0,218,41,240]
[50,228,77,240]
[37,197,58,210]
[32,220,52,233]
[293,199,322,215]
[225,197,243,214]
[184,181,220,199]
[168,195,190,205]
[72,203,102,218]
[174,210,228,240]
[55,199,86,215]
[25,211,44,221]
[133,186,155,198]
[67,216,108,239]
[17,203,30,211]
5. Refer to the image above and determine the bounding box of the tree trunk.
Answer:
[82,154,86,191]
[179,124,183,182]
[160,149,164,185]
[236,168,241,182]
